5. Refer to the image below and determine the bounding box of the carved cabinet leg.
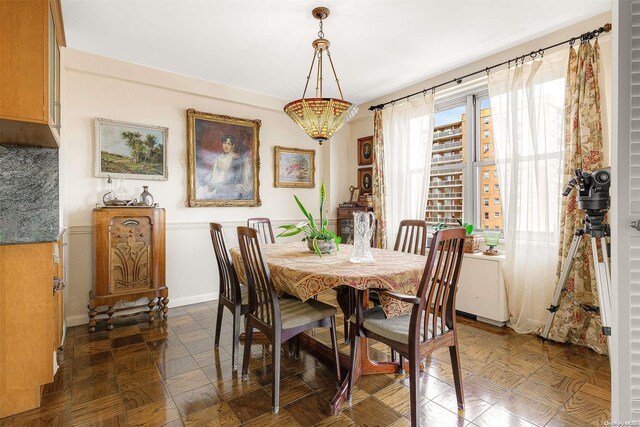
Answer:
[162,297,169,319]
[106,306,115,330]
[88,305,97,333]
[148,299,156,323]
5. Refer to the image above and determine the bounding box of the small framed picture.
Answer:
[186,109,261,207]
[358,135,374,166]
[274,146,315,188]
[358,167,373,195]
[95,118,168,180]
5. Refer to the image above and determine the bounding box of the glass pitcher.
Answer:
[350,211,376,263]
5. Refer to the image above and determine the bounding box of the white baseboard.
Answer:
[65,291,220,327]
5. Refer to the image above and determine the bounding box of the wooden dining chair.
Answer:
[210,223,251,372]
[247,217,275,244]
[237,226,341,414]
[348,228,467,426]
[394,219,428,255]
[372,219,429,307]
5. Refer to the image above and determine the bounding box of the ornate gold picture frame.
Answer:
[274,146,315,188]
[186,109,261,207]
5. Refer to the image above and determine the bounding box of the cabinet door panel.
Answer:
[456,258,504,321]
[109,217,153,294]
[0,0,46,122]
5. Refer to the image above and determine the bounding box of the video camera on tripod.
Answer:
[562,168,611,235]
[541,167,612,341]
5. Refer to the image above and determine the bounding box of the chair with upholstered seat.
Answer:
[210,223,251,372]
[237,226,341,414]
[348,228,467,426]
[370,219,428,363]
[247,217,275,244]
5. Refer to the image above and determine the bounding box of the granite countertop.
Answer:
[0,227,62,245]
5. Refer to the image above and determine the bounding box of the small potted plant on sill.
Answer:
[277,182,340,256]
[433,219,479,253]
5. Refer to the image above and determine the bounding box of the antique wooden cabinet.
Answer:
[0,0,65,148]
[336,206,372,244]
[89,207,168,332]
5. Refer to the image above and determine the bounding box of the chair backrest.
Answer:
[236,226,280,327]
[411,227,466,345]
[247,218,275,245]
[393,220,428,255]
[210,223,242,304]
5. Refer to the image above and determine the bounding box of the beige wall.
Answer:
[62,49,333,326]
[341,12,613,210]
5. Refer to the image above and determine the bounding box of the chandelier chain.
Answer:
[301,49,318,99]
[326,49,344,100]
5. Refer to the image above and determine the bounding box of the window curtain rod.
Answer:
[368,23,612,111]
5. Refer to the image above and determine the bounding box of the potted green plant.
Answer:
[277,182,340,256]
[455,219,479,253]
[433,219,478,253]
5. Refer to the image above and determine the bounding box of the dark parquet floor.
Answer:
[0,292,610,426]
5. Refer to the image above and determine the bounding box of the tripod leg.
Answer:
[591,238,612,337]
[541,232,582,339]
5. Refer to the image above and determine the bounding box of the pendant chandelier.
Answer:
[284,7,358,145]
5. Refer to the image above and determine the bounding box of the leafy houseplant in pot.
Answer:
[277,182,340,256]
[434,219,478,253]
[456,219,479,253]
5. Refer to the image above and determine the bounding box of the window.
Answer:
[427,103,466,229]
[475,98,503,233]
[494,211,500,218]
[425,92,503,235]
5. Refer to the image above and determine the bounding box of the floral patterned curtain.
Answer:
[547,40,607,354]
[372,110,387,249]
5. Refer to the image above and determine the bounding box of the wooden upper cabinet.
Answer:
[0,0,65,148]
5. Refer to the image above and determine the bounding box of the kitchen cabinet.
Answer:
[0,232,66,417]
[0,0,65,148]
[89,208,168,332]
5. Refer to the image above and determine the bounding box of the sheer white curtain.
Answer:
[488,50,568,333]
[381,95,435,248]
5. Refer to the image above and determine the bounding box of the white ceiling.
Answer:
[61,0,611,106]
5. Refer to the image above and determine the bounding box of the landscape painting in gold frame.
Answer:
[274,146,315,188]
[186,109,261,207]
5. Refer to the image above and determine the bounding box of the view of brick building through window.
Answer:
[426,117,465,227]
[425,105,504,231]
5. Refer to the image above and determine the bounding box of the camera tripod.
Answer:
[541,211,612,341]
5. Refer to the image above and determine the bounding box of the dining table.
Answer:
[229,241,427,415]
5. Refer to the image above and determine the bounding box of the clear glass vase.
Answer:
[350,211,376,263]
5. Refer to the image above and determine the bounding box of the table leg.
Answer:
[330,290,404,415]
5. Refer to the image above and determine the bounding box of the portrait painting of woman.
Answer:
[187,109,261,207]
